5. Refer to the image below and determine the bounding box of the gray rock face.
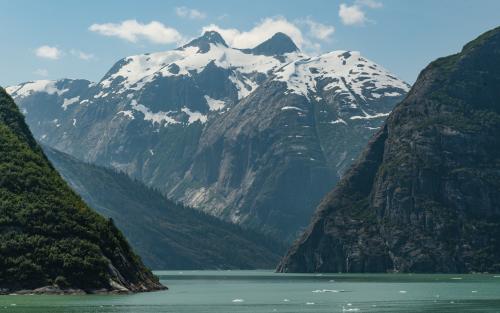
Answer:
[243,32,299,56]
[6,32,409,241]
[277,26,500,272]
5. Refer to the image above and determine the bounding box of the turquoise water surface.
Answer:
[1,270,500,312]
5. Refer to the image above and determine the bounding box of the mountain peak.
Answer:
[249,32,299,56]
[183,31,228,53]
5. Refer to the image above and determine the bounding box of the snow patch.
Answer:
[274,51,409,102]
[118,110,135,120]
[281,106,305,112]
[6,80,69,98]
[181,107,207,124]
[62,96,80,110]
[204,95,226,111]
[384,91,402,97]
[129,100,179,126]
[330,118,347,125]
[350,109,390,120]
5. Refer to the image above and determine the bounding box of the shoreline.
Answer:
[0,285,167,296]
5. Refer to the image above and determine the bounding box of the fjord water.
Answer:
[1,271,500,313]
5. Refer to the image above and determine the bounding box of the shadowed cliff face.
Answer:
[42,146,285,270]
[278,26,500,273]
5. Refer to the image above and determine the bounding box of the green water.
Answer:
[1,271,500,312]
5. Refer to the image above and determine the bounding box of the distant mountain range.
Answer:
[7,31,409,240]
[278,26,500,273]
[43,146,284,270]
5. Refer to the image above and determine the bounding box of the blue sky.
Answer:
[1,0,499,87]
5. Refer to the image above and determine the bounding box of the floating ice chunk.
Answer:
[399,290,407,294]
[342,303,361,311]
[232,299,244,303]
[312,289,341,293]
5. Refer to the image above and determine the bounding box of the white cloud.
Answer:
[70,49,94,60]
[339,4,366,26]
[202,16,335,53]
[89,20,183,44]
[202,17,304,49]
[34,68,49,77]
[356,0,383,8]
[35,45,61,60]
[301,18,335,41]
[175,7,206,19]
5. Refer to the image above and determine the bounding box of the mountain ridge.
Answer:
[0,87,164,293]
[43,145,285,269]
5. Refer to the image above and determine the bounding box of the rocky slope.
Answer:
[0,88,164,293]
[43,146,284,269]
[7,31,409,240]
[277,26,500,273]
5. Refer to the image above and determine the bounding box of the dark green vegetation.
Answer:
[278,26,500,273]
[43,146,285,270]
[0,88,164,293]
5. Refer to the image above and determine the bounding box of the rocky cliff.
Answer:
[278,26,500,273]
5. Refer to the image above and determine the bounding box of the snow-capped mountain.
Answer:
[7,31,409,240]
